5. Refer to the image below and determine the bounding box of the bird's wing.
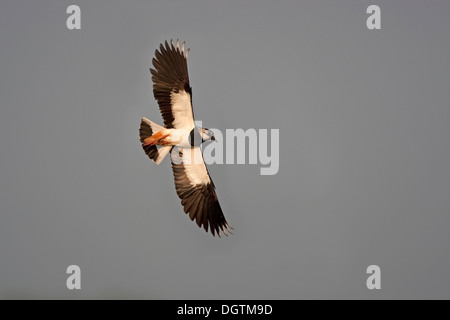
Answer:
[150,40,195,130]
[171,146,231,237]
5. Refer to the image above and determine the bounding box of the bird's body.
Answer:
[139,40,231,237]
[143,128,187,147]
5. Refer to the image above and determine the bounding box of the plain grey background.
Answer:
[1,0,449,299]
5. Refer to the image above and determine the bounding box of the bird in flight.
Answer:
[139,39,232,237]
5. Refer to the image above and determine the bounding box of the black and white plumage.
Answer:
[139,40,231,237]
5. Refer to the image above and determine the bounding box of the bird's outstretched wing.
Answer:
[171,147,231,237]
[150,39,195,130]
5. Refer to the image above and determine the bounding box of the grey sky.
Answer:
[1,0,450,299]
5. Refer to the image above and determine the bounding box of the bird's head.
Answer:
[200,128,216,142]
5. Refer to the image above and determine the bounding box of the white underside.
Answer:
[164,128,193,148]
[166,91,210,184]
[170,90,195,130]
[142,89,197,168]
[181,147,211,185]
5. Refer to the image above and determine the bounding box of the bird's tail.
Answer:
[139,117,172,165]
